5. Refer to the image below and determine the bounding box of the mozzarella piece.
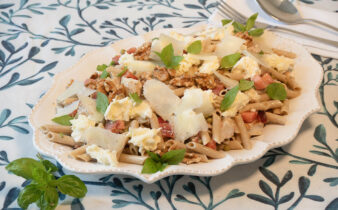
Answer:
[198,56,219,74]
[143,79,181,121]
[215,35,245,58]
[177,88,214,116]
[262,53,294,73]
[118,53,155,73]
[130,101,152,120]
[57,81,95,103]
[128,127,162,152]
[77,95,104,122]
[86,145,118,167]
[177,53,201,75]
[104,97,133,121]
[245,89,260,102]
[221,91,250,118]
[70,114,95,143]
[232,56,261,79]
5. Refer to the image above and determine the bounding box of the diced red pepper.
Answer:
[127,47,137,54]
[241,111,258,123]
[124,71,138,80]
[69,109,77,118]
[257,111,267,124]
[206,140,217,150]
[105,120,125,133]
[112,55,120,65]
[157,116,175,138]
[212,83,225,95]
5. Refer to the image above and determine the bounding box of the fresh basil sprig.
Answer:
[96,92,109,114]
[96,64,107,71]
[221,19,232,26]
[266,83,287,100]
[232,13,264,37]
[5,155,87,210]
[142,149,186,174]
[129,92,142,105]
[220,85,239,112]
[100,69,109,79]
[220,53,241,69]
[52,115,74,126]
[238,79,254,91]
[187,40,202,54]
[155,43,183,69]
[117,66,127,77]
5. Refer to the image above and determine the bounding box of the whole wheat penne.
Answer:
[214,71,238,88]
[226,140,243,150]
[280,100,289,115]
[212,112,222,144]
[40,124,72,135]
[201,131,211,145]
[70,145,88,158]
[186,142,225,159]
[220,117,235,140]
[272,48,297,59]
[258,93,270,102]
[241,100,283,112]
[260,65,287,83]
[247,122,264,136]
[234,115,251,149]
[286,87,301,99]
[77,154,92,162]
[285,73,301,90]
[183,152,208,164]
[119,154,147,165]
[266,112,287,125]
[164,139,186,151]
[224,71,245,81]
[46,131,76,147]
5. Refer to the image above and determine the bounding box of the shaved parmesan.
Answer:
[119,53,155,73]
[214,71,238,88]
[55,100,79,117]
[177,88,214,116]
[86,145,118,166]
[215,35,245,59]
[150,33,185,60]
[57,81,95,103]
[143,79,180,121]
[78,94,104,122]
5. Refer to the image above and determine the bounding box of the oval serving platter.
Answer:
[29,24,322,183]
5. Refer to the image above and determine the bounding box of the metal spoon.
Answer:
[256,0,338,32]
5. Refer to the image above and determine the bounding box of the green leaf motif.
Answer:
[313,124,326,145]
[17,184,42,209]
[51,115,73,126]
[5,158,45,180]
[161,149,186,165]
[247,194,274,206]
[266,83,287,100]
[187,40,202,54]
[259,167,280,186]
[56,175,87,198]
[239,79,254,91]
[220,86,239,112]
[259,180,274,200]
[96,92,109,114]
[220,53,241,68]
[298,176,310,195]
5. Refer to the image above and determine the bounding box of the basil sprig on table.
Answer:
[5,154,87,210]
[220,85,239,112]
[187,40,202,54]
[238,79,254,91]
[232,13,264,37]
[155,43,183,69]
[142,149,186,174]
[51,115,74,126]
[266,83,287,100]
[96,92,109,114]
[220,53,241,69]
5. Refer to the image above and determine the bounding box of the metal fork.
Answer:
[217,0,338,47]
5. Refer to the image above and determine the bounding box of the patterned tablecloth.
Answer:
[0,0,337,209]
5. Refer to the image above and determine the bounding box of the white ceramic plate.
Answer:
[29,24,322,183]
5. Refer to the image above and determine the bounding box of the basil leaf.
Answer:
[222,19,232,26]
[51,115,73,126]
[41,159,58,173]
[56,175,87,198]
[142,158,160,174]
[187,40,202,54]
[246,13,258,31]
[266,83,287,100]
[232,21,246,33]
[32,167,49,185]
[220,53,241,68]
[96,64,107,71]
[248,28,264,37]
[110,61,116,66]
[17,184,42,209]
[159,162,168,171]
[220,86,239,111]
[259,50,264,55]
[117,67,127,77]
[44,186,59,209]
[238,79,254,91]
[129,92,142,105]
[100,69,109,79]
[96,92,109,114]
[155,43,183,69]
[5,158,45,180]
[161,149,186,165]
[147,151,161,162]
[171,55,184,69]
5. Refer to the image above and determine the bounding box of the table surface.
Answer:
[0,0,337,209]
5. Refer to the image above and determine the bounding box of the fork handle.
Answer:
[304,19,338,32]
[269,26,338,47]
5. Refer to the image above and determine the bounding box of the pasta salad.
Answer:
[40,14,301,174]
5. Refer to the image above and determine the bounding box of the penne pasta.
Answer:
[266,112,287,125]
[234,115,251,149]
[183,152,208,164]
[225,140,243,150]
[40,124,72,135]
[260,64,287,83]
[272,48,297,59]
[186,142,225,159]
[286,87,301,99]
[241,100,283,112]
[46,131,76,147]
[212,112,222,144]
[119,154,147,165]
[280,100,289,115]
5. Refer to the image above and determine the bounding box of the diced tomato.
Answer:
[257,111,267,123]
[69,109,77,118]
[252,75,267,90]
[112,55,120,65]
[212,83,225,95]
[262,73,274,84]
[241,111,258,123]
[206,140,217,150]
[124,71,138,80]
[105,120,125,133]
[157,116,166,124]
[157,116,175,138]
[127,47,137,54]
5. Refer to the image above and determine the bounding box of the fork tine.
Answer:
[217,0,247,23]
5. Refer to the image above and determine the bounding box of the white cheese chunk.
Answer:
[221,91,250,118]
[262,53,294,73]
[177,88,214,116]
[70,114,95,143]
[232,56,261,79]
[198,56,220,74]
[130,101,152,120]
[128,127,162,152]
[118,53,155,73]
[104,97,133,121]
[86,145,118,167]
[177,53,201,75]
